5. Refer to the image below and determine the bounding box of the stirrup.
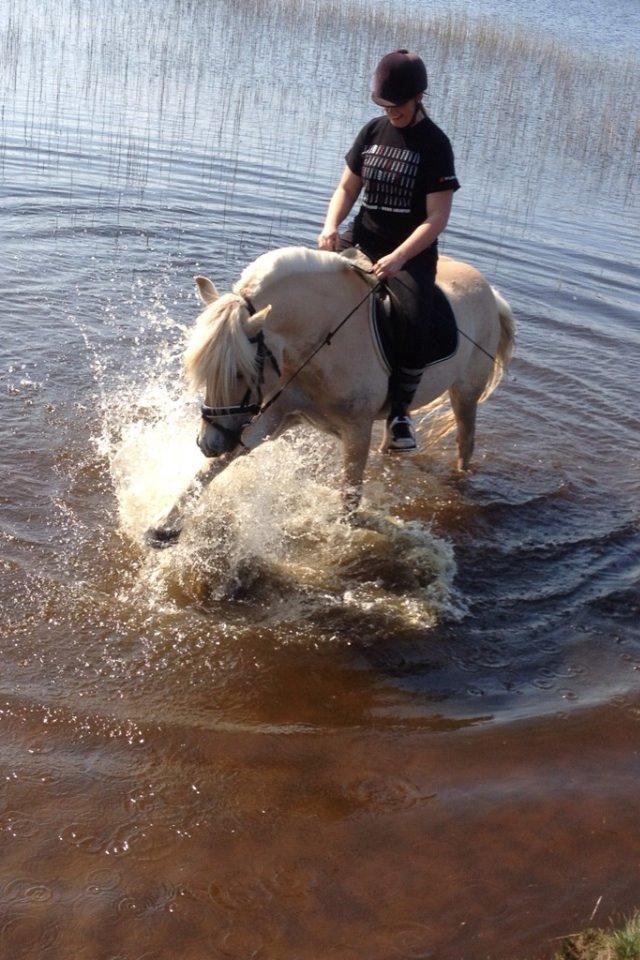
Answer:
[385,414,417,452]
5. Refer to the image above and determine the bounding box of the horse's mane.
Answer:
[184,293,259,403]
[184,247,349,404]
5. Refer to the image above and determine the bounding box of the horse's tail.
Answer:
[415,391,457,444]
[479,286,516,402]
[417,285,515,444]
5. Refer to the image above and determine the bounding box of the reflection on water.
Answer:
[0,0,639,956]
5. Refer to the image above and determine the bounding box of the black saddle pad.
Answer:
[373,283,458,371]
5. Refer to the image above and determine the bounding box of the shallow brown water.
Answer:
[3,665,640,959]
[1,0,639,957]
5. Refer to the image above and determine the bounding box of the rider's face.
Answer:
[382,95,422,127]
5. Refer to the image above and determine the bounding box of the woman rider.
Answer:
[318,50,460,451]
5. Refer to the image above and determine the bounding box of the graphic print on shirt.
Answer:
[361,143,420,214]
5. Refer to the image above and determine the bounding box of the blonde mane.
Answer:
[184,247,349,405]
[184,293,260,404]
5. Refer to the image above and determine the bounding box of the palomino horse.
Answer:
[146,246,514,546]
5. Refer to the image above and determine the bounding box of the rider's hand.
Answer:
[373,252,406,280]
[318,228,340,251]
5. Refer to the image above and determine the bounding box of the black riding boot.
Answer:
[386,368,423,451]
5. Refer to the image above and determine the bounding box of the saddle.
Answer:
[340,247,458,372]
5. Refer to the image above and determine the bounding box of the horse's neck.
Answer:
[260,268,366,346]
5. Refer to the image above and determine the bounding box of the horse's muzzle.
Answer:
[197,420,246,458]
[196,432,222,458]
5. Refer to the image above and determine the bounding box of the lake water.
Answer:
[1,0,639,957]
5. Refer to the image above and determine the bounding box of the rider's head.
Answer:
[371,50,427,128]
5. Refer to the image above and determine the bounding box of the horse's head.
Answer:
[186,276,274,458]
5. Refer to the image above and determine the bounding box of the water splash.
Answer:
[105,362,462,631]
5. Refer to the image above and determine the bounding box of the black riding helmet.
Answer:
[371,49,428,106]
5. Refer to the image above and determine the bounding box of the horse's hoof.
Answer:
[145,526,182,549]
[341,508,367,529]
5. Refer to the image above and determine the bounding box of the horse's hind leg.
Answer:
[449,385,479,471]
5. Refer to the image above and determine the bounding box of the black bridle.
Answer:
[199,298,281,452]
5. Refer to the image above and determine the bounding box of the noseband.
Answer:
[199,298,281,430]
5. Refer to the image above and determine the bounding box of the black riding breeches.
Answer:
[339,219,438,411]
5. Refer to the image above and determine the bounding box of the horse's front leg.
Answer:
[239,401,291,450]
[341,421,374,516]
[145,448,246,548]
[146,402,293,549]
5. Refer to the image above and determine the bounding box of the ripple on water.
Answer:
[0,916,61,958]
[208,862,321,914]
[84,867,122,894]
[339,922,434,960]
[59,819,180,862]
[1,879,55,905]
[116,882,182,919]
[0,811,40,840]
[210,926,265,959]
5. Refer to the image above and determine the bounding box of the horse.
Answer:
[146,246,515,547]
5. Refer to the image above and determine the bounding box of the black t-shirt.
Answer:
[345,113,460,247]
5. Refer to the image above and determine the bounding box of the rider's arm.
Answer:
[372,190,454,279]
[396,190,454,261]
[318,166,363,251]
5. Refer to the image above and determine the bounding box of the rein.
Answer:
[259,279,382,416]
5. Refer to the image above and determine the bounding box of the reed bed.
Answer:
[0,0,637,221]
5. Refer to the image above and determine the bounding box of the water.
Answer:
[1,0,639,957]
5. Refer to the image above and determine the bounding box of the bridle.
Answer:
[199,297,281,445]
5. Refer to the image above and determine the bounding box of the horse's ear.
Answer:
[195,276,219,304]
[244,304,272,336]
